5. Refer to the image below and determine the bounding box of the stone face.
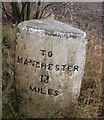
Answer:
[15,19,87,118]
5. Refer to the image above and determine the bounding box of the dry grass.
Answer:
[75,29,102,118]
[2,25,21,118]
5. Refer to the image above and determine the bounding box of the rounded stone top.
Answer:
[18,19,86,39]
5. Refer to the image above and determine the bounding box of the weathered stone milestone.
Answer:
[15,19,87,118]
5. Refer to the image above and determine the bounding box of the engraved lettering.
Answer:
[68,65,73,71]
[28,59,33,65]
[54,90,59,96]
[30,86,58,96]
[55,65,60,71]
[40,50,46,56]
[62,65,66,71]
[31,61,36,66]
[48,89,53,95]
[24,59,28,65]
[17,56,79,72]
[40,75,49,84]
[17,56,23,63]
[30,85,37,92]
[74,65,79,71]
[48,51,53,57]
[41,63,46,69]
[36,62,40,68]
[40,88,46,94]
[48,64,53,70]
